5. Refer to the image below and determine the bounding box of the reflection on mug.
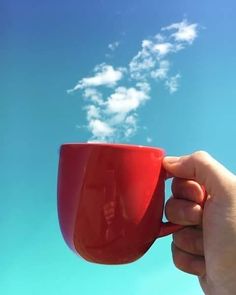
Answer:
[103,200,116,226]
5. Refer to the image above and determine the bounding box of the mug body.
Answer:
[57,143,165,264]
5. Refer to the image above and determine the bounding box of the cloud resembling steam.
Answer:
[68,19,199,142]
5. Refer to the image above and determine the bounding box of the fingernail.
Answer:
[164,156,180,164]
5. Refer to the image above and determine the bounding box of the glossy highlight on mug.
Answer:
[57,143,181,264]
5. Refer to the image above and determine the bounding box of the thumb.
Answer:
[163,151,235,198]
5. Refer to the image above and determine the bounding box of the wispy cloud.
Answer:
[82,84,150,142]
[106,86,149,114]
[68,19,199,142]
[106,41,120,58]
[165,74,181,94]
[146,136,153,143]
[108,41,120,51]
[162,19,198,44]
[67,64,125,92]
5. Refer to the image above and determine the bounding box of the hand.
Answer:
[163,151,236,295]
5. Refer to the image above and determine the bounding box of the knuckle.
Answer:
[192,150,210,162]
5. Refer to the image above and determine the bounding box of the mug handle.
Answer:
[158,183,208,238]
[158,222,183,237]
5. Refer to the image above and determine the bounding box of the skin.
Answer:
[163,151,236,295]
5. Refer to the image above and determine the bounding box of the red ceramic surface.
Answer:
[57,143,182,264]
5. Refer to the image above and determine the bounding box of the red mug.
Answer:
[57,143,183,264]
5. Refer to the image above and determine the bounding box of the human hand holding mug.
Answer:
[57,143,186,264]
[163,152,236,295]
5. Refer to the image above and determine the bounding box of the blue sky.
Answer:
[1,0,236,294]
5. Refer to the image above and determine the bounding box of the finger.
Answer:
[171,178,205,205]
[163,151,235,197]
[173,227,204,256]
[171,242,206,276]
[165,197,203,225]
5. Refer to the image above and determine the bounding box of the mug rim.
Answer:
[60,142,165,154]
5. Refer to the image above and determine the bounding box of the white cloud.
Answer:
[154,33,165,42]
[86,105,101,120]
[106,86,149,114]
[129,20,199,84]
[124,115,137,138]
[124,127,136,138]
[68,19,200,142]
[150,60,170,80]
[129,52,156,80]
[125,114,137,125]
[146,136,153,143]
[165,74,181,94]
[142,39,153,49]
[108,41,120,51]
[82,85,150,142]
[83,88,104,105]
[162,19,198,44]
[88,119,114,141]
[136,81,151,93]
[153,42,173,56]
[67,64,125,93]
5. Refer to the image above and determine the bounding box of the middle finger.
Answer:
[173,227,204,256]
